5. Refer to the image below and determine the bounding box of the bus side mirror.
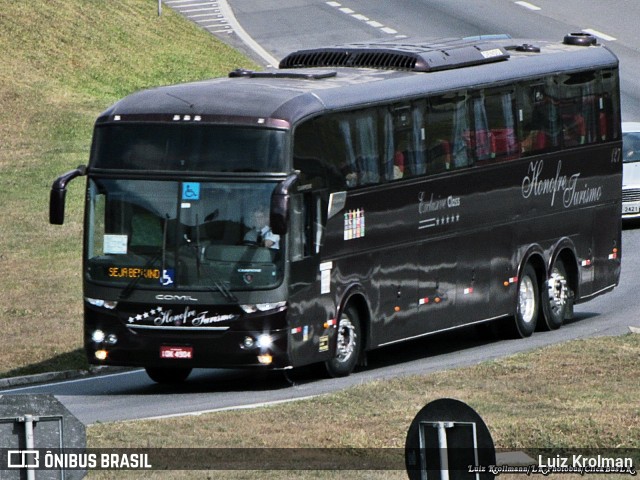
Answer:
[49,165,87,225]
[270,173,299,236]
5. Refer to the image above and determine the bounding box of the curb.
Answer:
[0,366,134,390]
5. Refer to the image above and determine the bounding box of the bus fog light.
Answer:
[92,330,105,343]
[256,334,273,349]
[257,353,273,365]
[95,350,108,361]
[243,336,255,348]
[105,334,118,345]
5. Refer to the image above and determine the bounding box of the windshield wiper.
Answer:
[212,278,238,303]
[119,253,161,300]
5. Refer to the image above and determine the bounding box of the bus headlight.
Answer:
[240,301,286,314]
[256,334,273,349]
[86,297,118,310]
[92,330,106,343]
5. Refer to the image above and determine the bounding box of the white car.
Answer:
[622,122,640,219]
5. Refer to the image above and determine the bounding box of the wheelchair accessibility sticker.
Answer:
[182,182,200,201]
[161,269,175,287]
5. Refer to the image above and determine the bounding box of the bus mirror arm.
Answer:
[49,165,87,225]
[270,172,299,236]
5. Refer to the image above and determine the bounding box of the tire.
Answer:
[325,305,361,378]
[540,259,569,331]
[145,366,192,384]
[513,264,539,338]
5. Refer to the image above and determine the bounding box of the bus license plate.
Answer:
[623,204,640,214]
[160,346,193,360]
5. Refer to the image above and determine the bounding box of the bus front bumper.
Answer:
[84,308,291,370]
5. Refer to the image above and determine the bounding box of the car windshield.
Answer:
[85,179,284,293]
[622,131,640,163]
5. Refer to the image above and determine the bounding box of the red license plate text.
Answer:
[160,346,193,360]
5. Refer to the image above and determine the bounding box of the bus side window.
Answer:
[426,94,470,173]
[600,70,620,142]
[388,102,428,179]
[472,89,519,164]
[555,71,600,148]
[289,193,307,262]
[290,193,325,261]
[519,83,559,156]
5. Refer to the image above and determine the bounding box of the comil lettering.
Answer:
[521,160,602,208]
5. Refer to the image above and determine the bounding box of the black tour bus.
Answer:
[50,34,622,383]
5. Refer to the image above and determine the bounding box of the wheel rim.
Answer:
[547,268,568,316]
[518,275,537,324]
[336,315,357,363]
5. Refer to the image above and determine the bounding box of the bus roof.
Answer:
[98,36,618,128]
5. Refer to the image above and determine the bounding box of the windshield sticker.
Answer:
[103,234,128,254]
[343,209,365,240]
[320,261,332,294]
[182,182,201,201]
[161,269,175,287]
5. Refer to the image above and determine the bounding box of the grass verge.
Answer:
[86,335,640,479]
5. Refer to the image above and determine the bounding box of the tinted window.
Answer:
[91,124,286,172]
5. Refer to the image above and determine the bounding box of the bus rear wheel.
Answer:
[513,264,539,338]
[540,259,569,330]
[325,305,361,378]
[145,366,192,384]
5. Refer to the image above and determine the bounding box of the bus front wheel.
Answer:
[513,264,539,338]
[145,366,192,384]
[325,305,361,378]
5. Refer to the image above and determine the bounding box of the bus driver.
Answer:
[244,208,280,249]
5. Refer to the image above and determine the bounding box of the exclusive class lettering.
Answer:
[418,192,461,214]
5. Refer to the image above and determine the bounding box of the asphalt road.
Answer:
[3,0,639,425]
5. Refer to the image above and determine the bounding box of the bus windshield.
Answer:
[86,179,284,293]
[90,124,286,172]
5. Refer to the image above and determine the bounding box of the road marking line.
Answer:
[200,20,227,26]
[582,28,617,42]
[182,7,217,13]
[217,0,280,66]
[325,1,402,36]
[137,395,321,422]
[514,1,541,11]
[166,0,212,3]
[0,369,143,393]
[174,1,216,7]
